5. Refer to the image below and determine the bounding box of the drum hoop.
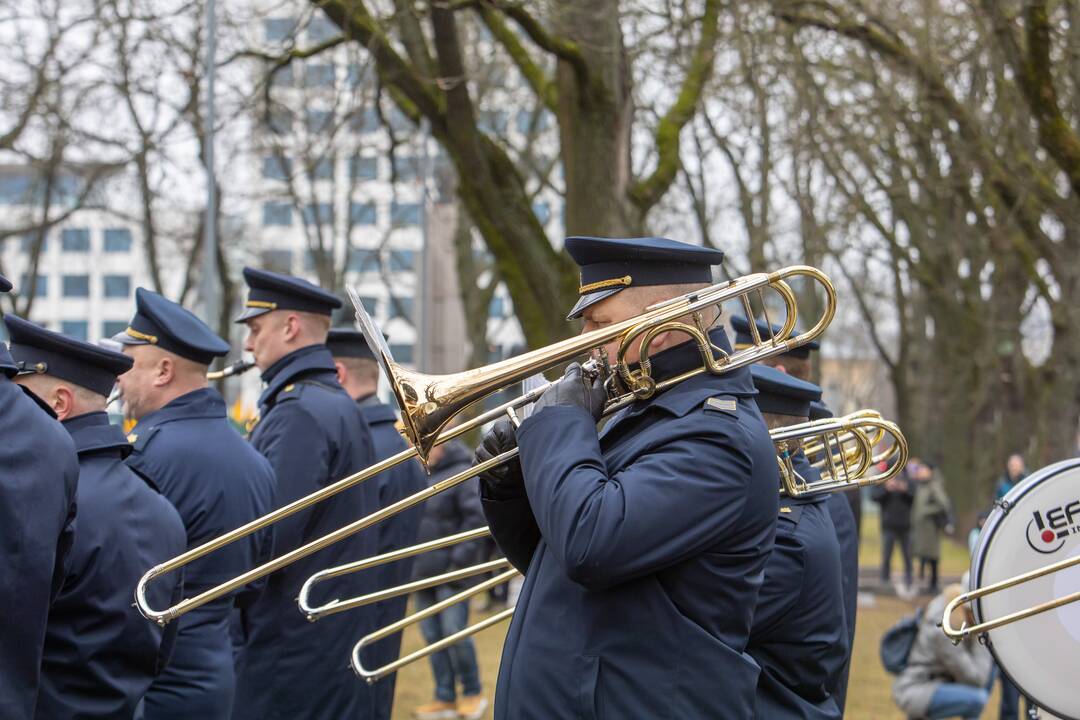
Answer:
[972,457,1080,720]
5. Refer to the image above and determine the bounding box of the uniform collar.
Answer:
[0,345,15,378]
[135,387,226,429]
[259,344,336,407]
[357,395,397,423]
[63,410,132,458]
[613,327,756,421]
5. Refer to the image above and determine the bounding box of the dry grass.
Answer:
[387,521,1003,719]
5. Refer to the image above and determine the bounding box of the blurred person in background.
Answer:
[994,454,1027,500]
[873,460,917,596]
[911,460,953,595]
[411,438,488,720]
[892,583,994,719]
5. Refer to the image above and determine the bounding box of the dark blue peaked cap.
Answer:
[236,267,342,322]
[809,400,834,421]
[0,273,11,293]
[326,327,375,360]
[731,314,819,360]
[751,364,822,417]
[112,288,230,365]
[564,236,723,320]
[6,315,133,397]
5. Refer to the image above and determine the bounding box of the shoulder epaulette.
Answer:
[778,504,803,525]
[127,425,161,454]
[703,395,739,417]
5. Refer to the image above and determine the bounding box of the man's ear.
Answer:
[154,355,175,387]
[334,360,347,386]
[52,384,76,421]
[283,313,301,343]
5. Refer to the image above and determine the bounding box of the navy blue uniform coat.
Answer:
[37,412,186,719]
[357,396,426,720]
[234,345,380,720]
[825,490,858,712]
[127,388,275,720]
[748,454,848,719]
[0,371,79,720]
[482,329,779,719]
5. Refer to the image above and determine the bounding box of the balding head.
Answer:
[116,343,209,421]
[15,372,108,421]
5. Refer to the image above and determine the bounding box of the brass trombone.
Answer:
[941,555,1080,643]
[298,409,906,683]
[135,265,836,626]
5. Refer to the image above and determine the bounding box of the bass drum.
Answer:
[971,458,1080,720]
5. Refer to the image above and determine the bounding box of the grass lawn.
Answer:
[386,519,1002,719]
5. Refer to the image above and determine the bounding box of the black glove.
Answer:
[475,418,524,500]
[531,361,607,421]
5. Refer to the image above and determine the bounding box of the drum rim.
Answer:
[971,457,1080,720]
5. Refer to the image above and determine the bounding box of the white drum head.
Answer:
[972,458,1080,720]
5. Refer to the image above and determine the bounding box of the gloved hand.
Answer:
[531,361,607,421]
[474,418,524,500]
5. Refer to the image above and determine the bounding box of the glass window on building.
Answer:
[262,249,293,274]
[389,250,415,272]
[311,158,334,180]
[104,228,132,252]
[479,110,509,135]
[264,17,296,42]
[20,273,47,297]
[360,296,378,314]
[262,155,292,180]
[515,109,551,133]
[263,202,293,226]
[389,343,414,364]
[0,173,34,205]
[388,296,413,320]
[269,65,294,87]
[390,202,422,227]
[308,16,338,43]
[350,108,379,134]
[62,275,90,297]
[303,203,334,226]
[346,63,373,88]
[61,320,88,340]
[61,228,91,252]
[103,275,131,298]
[21,233,46,252]
[489,296,505,318]
[350,155,378,181]
[347,248,380,273]
[391,156,419,182]
[266,108,294,134]
[532,201,551,225]
[305,110,332,133]
[350,202,377,226]
[305,64,335,88]
[102,320,127,338]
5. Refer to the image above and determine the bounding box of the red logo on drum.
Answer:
[1026,500,1080,554]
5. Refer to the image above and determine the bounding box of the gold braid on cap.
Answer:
[579,275,632,295]
[125,327,158,344]
[245,300,278,309]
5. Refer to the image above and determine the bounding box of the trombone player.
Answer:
[475,236,781,718]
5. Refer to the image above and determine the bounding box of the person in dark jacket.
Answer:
[6,315,187,718]
[747,364,847,719]
[113,288,276,720]
[233,268,380,720]
[873,461,916,594]
[475,237,780,719]
[734,313,860,714]
[995,453,1027,500]
[411,439,488,720]
[328,327,426,720]
[0,275,79,720]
